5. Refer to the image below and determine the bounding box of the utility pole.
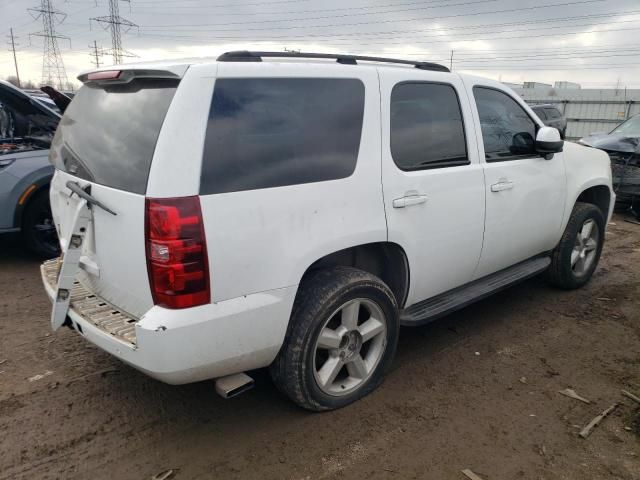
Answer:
[28,0,70,90]
[7,28,21,87]
[91,0,138,65]
[89,40,103,68]
[450,50,454,71]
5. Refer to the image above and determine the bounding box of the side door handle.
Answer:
[490,181,514,192]
[392,194,428,208]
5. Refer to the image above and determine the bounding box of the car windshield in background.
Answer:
[611,115,640,136]
[50,78,179,194]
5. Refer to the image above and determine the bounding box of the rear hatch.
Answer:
[49,71,181,318]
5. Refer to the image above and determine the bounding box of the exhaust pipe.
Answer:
[214,372,254,399]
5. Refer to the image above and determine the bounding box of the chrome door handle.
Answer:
[490,181,514,192]
[392,194,428,208]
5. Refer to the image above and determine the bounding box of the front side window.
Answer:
[390,82,468,170]
[200,78,365,194]
[473,87,537,161]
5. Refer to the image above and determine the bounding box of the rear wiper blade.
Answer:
[66,181,117,216]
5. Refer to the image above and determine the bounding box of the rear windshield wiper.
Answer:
[66,180,117,215]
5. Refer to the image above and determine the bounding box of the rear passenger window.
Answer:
[200,78,365,194]
[390,83,468,170]
[473,87,537,161]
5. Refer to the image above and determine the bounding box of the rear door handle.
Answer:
[490,181,514,192]
[392,194,428,208]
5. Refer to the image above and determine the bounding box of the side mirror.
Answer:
[536,126,564,155]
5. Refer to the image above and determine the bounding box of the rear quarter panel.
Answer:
[174,63,388,302]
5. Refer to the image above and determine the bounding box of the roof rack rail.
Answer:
[217,51,450,73]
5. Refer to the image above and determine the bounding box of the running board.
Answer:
[400,256,551,326]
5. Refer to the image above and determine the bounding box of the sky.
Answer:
[1,0,640,90]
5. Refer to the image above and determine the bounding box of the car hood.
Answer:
[579,133,640,154]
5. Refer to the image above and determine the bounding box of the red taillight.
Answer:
[145,196,210,309]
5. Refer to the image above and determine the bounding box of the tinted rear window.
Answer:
[200,78,365,195]
[51,78,179,194]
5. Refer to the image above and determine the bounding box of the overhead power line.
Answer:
[91,0,138,64]
[128,0,606,31]
[89,39,105,67]
[28,0,70,89]
[139,9,640,37]
[129,0,498,17]
[6,28,21,87]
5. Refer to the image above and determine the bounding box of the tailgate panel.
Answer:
[50,170,153,318]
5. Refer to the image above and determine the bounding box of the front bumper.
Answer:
[41,259,297,384]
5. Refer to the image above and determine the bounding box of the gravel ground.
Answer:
[1,214,639,480]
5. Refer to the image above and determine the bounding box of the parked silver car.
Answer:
[0,80,60,257]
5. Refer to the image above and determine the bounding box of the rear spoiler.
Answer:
[77,69,181,85]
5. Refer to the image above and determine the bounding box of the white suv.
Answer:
[41,51,614,411]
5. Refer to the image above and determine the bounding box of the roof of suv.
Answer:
[78,50,452,80]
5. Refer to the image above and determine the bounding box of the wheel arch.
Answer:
[298,242,410,309]
[13,179,51,230]
[575,184,611,218]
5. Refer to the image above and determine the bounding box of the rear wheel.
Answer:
[270,267,399,411]
[22,190,60,259]
[546,202,604,289]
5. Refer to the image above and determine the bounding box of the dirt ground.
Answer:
[1,214,639,480]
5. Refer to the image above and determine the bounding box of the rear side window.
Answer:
[51,78,179,194]
[473,87,537,161]
[390,82,468,170]
[200,78,365,195]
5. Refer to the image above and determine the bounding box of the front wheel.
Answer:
[546,202,605,289]
[270,267,399,411]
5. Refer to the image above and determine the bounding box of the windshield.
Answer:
[611,115,640,136]
[50,77,179,194]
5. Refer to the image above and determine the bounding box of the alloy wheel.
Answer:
[313,298,387,396]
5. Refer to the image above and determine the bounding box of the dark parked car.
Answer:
[0,80,61,257]
[580,114,640,218]
[531,104,567,139]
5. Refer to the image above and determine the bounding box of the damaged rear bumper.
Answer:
[41,258,296,384]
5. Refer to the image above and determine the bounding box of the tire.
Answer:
[22,190,60,259]
[270,266,399,411]
[546,202,605,289]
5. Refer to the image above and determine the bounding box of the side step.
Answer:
[400,256,551,326]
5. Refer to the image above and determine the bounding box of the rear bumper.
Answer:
[41,260,296,384]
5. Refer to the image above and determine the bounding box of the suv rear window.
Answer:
[200,78,365,195]
[50,78,179,194]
